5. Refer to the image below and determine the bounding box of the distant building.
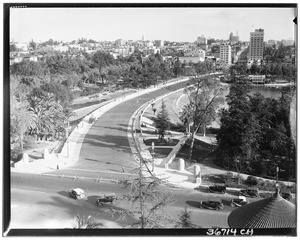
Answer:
[178,56,201,64]
[197,35,207,50]
[199,50,206,62]
[115,39,126,46]
[154,40,164,48]
[282,38,294,46]
[229,31,239,44]
[249,28,264,63]
[220,43,232,65]
[249,74,266,84]
[265,40,276,48]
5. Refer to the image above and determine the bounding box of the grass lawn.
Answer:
[148,147,173,158]
[175,138,213,163]
[143,138,179,147]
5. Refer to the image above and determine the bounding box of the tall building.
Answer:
[154,40,164,48]
[197,35,207,45]
[229,31,239,44]
[249,28,264,62]
[220,43,232,65]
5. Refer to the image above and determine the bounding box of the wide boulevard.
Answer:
[10,78,232,229]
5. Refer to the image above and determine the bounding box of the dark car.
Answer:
[281,189,292,201]
[200,199,224,210]
[240,187,259,198]
[230,196,249,207]
[69,188,85,199]
[207,183,226,194]
[96,193,117,206]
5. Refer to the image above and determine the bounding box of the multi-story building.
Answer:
[282,38,295,46]
[229,31,239,44]
[197,35,207,45]
[220,43,232,65]
[154,40,164,48]
[115,39,126,47]
[249,28,264,63]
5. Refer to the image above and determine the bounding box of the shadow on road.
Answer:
[185,200,200,209]
[57,190,70,198]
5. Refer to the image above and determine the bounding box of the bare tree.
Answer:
[180,76,226,161]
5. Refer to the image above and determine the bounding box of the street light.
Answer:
[151,142,155,172]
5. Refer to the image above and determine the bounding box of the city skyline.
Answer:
[10,7,296,43]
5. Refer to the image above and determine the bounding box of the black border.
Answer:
[3,2,298,237]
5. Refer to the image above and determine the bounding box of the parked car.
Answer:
[200,199,224,210]
[281,189,292,201]
[69,188,85,199]
[96,193,117,206]
[230,195,249,207]
[207,183,226,194]
[240,187,259,198]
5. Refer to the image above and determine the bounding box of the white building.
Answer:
[249,75,266,84]
[199,49,206,62]
[249,28,264,63]
[282,38,294,46]
[220,43,232,65]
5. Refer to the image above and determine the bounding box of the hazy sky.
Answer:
[10,7,296,43]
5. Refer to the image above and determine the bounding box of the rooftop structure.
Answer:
[228,189,296,228]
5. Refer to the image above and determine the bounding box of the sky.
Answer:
[10,7,296,43]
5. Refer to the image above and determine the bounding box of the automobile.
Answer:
[69,188,85,199]
[240,187,259,198]
[200,199,224,210]
[281,189,292,201]
[207,183,226,194]
[96,193,117,206]
[230,195,249,207]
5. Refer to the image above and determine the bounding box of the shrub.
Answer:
[245,176,258,186]
[257,178,265,188]
[88,116,96,124]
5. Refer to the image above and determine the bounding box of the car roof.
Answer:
[215,183,226,186]
[73,188,84,193]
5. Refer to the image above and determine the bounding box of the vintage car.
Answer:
[200,199,224,210]
[281,189,292,201]
[69,188,85,199]
[207,183,226,194]
[240,187,259,198]
[96,193,117,206]
[230,195,249,207]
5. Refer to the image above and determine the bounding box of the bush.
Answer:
[245,176,258,186]
[11,148,23,162]
[88,116,96,124]
[257,178,265,188]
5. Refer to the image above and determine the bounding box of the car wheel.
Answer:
[230,203,235,207]
[216,207,220,211]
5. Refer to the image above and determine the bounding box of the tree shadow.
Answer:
[185,200,201,209]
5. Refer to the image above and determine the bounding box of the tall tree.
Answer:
[156,100,170,141]
[180,76,225,161]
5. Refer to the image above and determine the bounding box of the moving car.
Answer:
[200,199,224,210]
[281,189,292,201]
[207,183,226,194]
[230,195,249,207]
[96,193,117,206]
[240,187,259,198]
[69,188,85,199]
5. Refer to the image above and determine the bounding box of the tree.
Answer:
[10,76,34,149]
[10,43,18,52]
[178,207,193,228]
[29,39,37,51]
[180,76,226,161]
[156,100,170,141]
[106,141,175,228]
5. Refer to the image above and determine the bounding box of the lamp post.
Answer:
[151,142,155,172]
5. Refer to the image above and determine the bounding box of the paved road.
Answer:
[45,81,194,180]
[11,173,231,229]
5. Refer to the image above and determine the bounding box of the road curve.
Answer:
[49,81,193,180]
